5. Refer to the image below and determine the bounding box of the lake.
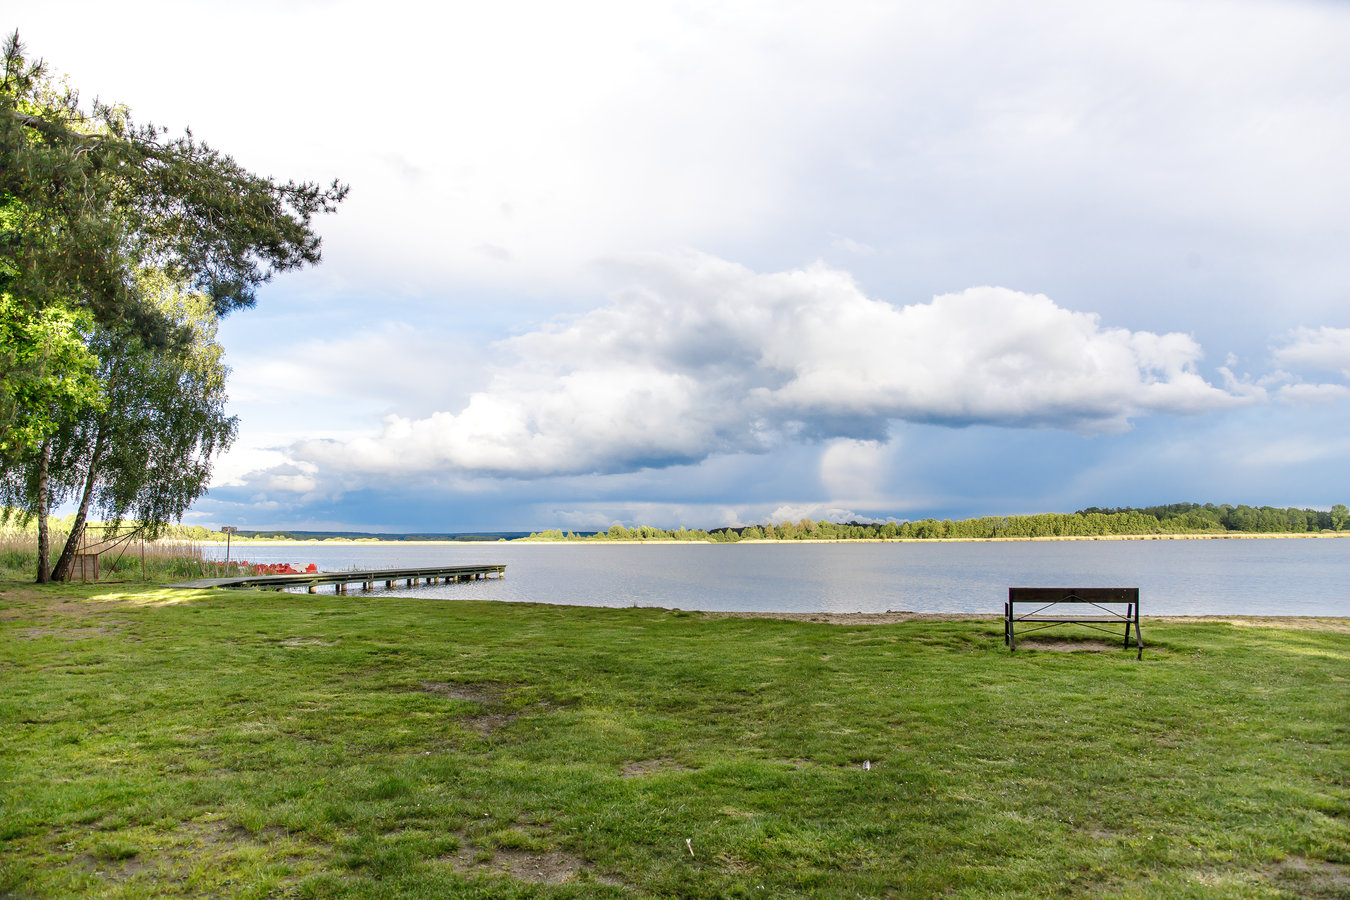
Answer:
[202,538,1350,616]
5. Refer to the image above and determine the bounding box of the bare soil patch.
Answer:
[462,711,523,736]
[418,681,504,703]
[1014,638,1124,652]
[21,625,118,640]
[1264,855,1350,897]
[1148,616,1350,633]
[440,829,622,887]
[621,757,693,777]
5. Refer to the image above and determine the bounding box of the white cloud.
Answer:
[820,439,895,502]
[1272,327,1350,379]
[1275,383,1350,405]
[224,324,487,413]
[764,505,871,527]
[18,0,1349,306]
[255,464,320,495]
[275,252,1247,484]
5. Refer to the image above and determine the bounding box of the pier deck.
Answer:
[170,564,506,594]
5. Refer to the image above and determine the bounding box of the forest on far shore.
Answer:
[525,501,1350,543]
[3,502,1346,545]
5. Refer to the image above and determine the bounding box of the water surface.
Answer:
[204,538,1350,616]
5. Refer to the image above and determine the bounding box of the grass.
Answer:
[0,581,1347,898]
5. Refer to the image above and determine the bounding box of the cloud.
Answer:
[820,439,895,502]
[764,505,874,527]
[225,324,487,413]
[281,252,1248,483]
[1272,327,1350,378]
[27,0,1347,313]
[253,464,320,495]
[1275,383,1350,405]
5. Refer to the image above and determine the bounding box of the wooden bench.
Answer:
[1005,587,1142,659]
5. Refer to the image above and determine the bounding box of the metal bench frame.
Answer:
[1005,587,1142,659]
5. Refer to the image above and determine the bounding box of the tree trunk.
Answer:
[51,428,105,582]
[35,438,51,583]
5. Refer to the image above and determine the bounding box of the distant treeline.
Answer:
[0,512,229,543]
[0,514,529,543]
[524,502,1350,543]
[224,530,531,543]
[5,503,1345,547]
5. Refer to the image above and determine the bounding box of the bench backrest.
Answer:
[1008,587,1138,604]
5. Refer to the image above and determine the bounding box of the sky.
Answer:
[12,0,1350,533]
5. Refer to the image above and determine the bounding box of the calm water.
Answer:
[203,539,1350,616]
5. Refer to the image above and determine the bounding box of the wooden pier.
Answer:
[171,564,506,594]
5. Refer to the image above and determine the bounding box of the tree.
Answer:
[1332,504,1349,531]
[1,271,237,580]
[0,294,103,579]
[0,292,100,463]
[1,31,345,454]
[1,32,344,580]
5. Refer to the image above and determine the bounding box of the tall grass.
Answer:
[0,532,242,582]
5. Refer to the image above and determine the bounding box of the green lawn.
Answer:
[1,581,1347,898]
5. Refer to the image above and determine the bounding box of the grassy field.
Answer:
[1,581,1347,898]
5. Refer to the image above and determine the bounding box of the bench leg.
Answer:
[1134,606,1143,660]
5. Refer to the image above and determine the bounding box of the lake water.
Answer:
[202,538,1350,616]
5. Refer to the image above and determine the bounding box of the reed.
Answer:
[0,531,240,582]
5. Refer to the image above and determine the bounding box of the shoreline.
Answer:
[699,610,1350,630]
[198,531,1350,547]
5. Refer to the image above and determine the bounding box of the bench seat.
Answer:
[1006,587,1142,658]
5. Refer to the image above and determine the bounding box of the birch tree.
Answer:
[1,271,237,581]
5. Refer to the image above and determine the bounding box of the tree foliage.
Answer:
[0,31,347,339]
[525,501,1350,542]
[0,31,344,580]
[1,272,237,580]
[0,291,100,463]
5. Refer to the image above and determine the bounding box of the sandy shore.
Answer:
[700,610,1350,631]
